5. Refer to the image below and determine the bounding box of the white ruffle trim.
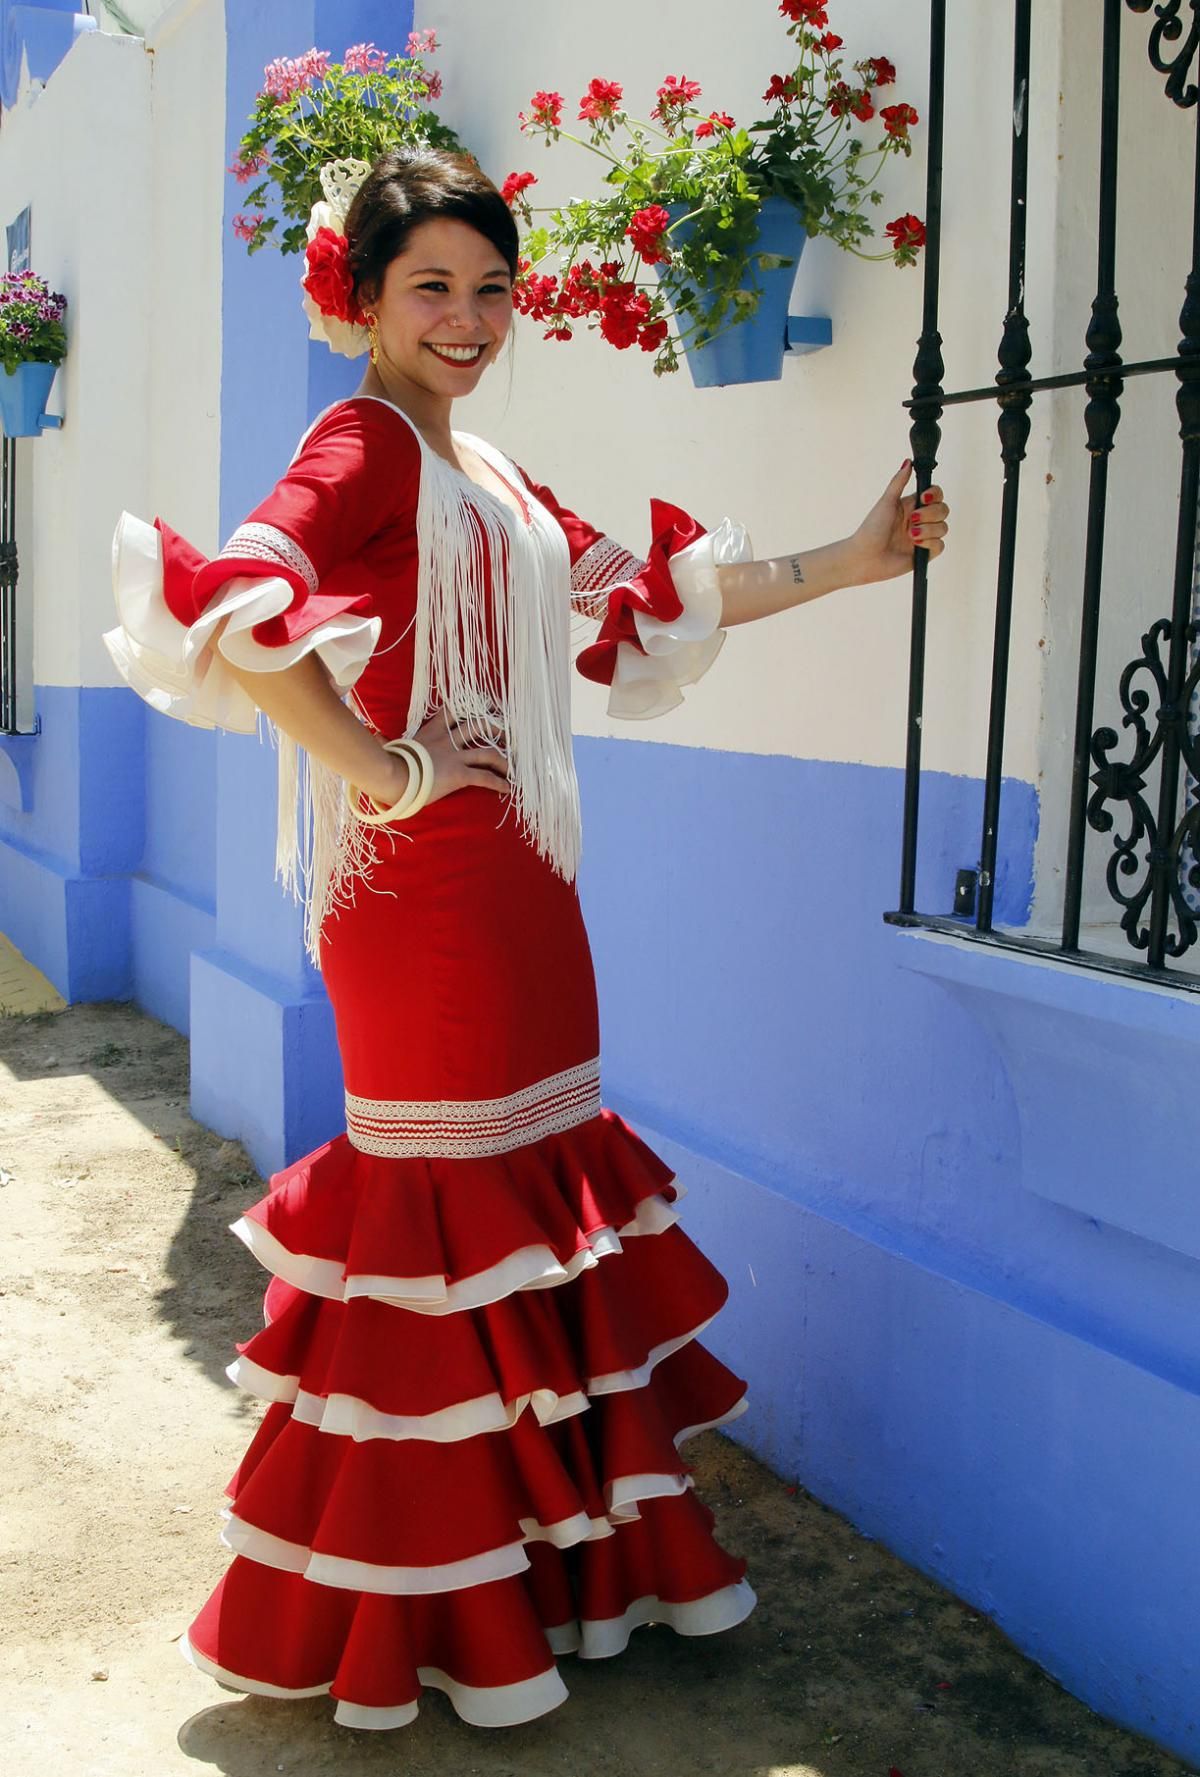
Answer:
[102,510,380,733]
[301,199,370,361]
[229,1187,682,1315]
[547,1578,759,1659]
[225,1318,743,1447]
[221,1467,706,1595]
[181,1636,570,1729]
[181,1581,760,1725]
[607,517,750,720]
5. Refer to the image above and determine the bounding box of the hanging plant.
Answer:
[0,271,67,437]
[228,32,463,257]
[505,0,925,378]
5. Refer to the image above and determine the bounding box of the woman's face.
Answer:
[369,217,514,398]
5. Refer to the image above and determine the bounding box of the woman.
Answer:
[105,150,948,1732]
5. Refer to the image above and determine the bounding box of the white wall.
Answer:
[420,0,1064,781]
[0,0,224,694]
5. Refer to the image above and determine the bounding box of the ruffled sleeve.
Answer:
[516,470,751,721]
[104,400,416,734]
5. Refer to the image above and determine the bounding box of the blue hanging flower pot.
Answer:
[660,197,809,389]
[0,360,60,436]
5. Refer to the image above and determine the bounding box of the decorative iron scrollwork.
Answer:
[1089,615,1200,956]
[1126,0,1200,107]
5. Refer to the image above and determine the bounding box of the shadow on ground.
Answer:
[1,1000,1193,1777]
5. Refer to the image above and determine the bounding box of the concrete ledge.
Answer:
[130,873,216,1037]
[896,928,1200,1260]
[0,733,37,812]
[189,946,344,1177]
[0,831,131,1001]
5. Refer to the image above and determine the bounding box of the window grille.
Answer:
[0,441,19,735]
[886,0,1200,989]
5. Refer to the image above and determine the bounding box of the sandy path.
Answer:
[0,999,1191,1777]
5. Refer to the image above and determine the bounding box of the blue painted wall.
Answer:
[0,685,142,999]
[185,0,413,1171]
[576,735,1200,1764]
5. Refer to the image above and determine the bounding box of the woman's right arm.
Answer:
[216,643,511,809]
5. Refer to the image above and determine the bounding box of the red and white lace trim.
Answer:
[569,536,647,620]
[344,1059,603,1158]
[217,522,319,595]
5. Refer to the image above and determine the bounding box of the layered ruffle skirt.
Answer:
[184,786,756,1729]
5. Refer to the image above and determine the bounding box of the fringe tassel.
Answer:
[272,425,581,968]
[274,722,381,966]
[407,432,581,883]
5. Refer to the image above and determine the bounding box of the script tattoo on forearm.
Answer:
[789,556,805,585]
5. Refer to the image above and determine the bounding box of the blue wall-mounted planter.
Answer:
[662,196,829,388]
[0,359,60,435]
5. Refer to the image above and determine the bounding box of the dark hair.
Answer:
[345,149,519,304]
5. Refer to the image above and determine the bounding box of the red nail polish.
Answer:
[922,489,936,505]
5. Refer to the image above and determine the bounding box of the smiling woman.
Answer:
[101,145,946,1735]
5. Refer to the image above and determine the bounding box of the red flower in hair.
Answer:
[302,227,364,325]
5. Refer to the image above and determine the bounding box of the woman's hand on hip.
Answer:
[376,710,510,807]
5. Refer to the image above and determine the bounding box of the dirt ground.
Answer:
[0,998,1193,1777]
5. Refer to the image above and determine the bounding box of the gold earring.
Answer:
[365,313,380,366]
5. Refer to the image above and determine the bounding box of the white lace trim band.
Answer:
[344,1058,602,1158]
[218,521,319,595]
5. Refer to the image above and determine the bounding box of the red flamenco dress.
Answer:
[103,395,757,1729]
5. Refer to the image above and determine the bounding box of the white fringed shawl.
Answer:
[276,405,579,964]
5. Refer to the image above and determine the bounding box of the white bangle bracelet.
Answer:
[346,738,435,826]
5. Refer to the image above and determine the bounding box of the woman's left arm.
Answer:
[717,460,949,628]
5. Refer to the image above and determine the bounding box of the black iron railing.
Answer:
[886,0,1200,990]
[0,439,18,735]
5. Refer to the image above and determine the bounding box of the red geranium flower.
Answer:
[638,318,669,353]
[885,212,926,253]
[599,286,652,349]
[579,76,623,122]
[820,32,844,52]
[867,56,897,86]
[513,271,562,322]
[652,74,702,125]
[302,227,364,324]
[500,170,538,205]
[881,101,919,138]
[694,110,734,138]
[764,73,799,104]
[519,89,563,132]
[828,81,874,122]
[625,203,672,265]
[545,324,573,341]
[779,0,828,25]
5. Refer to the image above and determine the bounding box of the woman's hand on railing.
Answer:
[844,459,950,585]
